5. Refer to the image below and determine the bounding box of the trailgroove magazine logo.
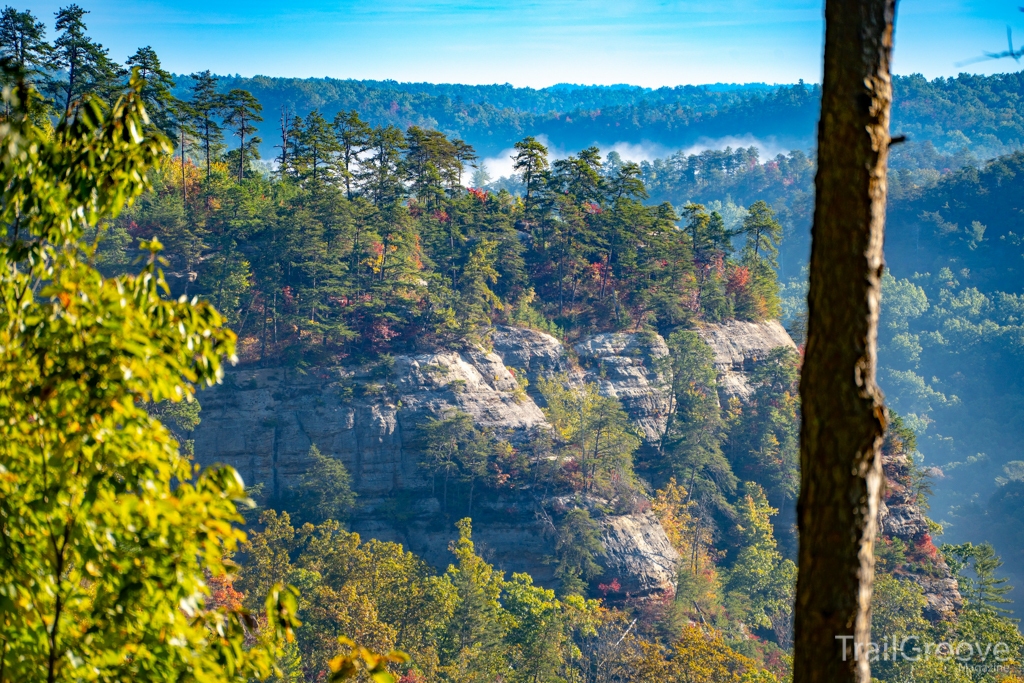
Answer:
[836,635,1015,665]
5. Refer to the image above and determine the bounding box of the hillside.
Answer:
[5,4,1024,679]
[175,70,1024,164]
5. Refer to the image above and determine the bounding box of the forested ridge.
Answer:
[170,69,1024,161]
[3,3,1024,682]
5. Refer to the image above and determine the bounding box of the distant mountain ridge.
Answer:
[171,71,1024,162]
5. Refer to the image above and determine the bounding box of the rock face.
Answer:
[697,320,798,402]
[573,332,672,444]
[492,327,674,446]
[193,332,679,602]
[194,349,546,497]
[879,452,964,621]
[598,512,681,598]
[491,326,579,403]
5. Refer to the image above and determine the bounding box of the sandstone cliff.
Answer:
[697,319,798,402]
[573,332,672,444]
[191,321,820,605]
[193,332,680,601]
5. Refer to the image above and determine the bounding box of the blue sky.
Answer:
[19,0,1024,86]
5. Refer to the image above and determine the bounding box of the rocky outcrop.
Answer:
[194,349,546,497]
[573,332,672,444]
[598,512,681,598]
[492,327,674,445]
[879,451,964,621]
[697,320,797,402]
[491,326,579,403]
[193,333,679,602]
[194,322,811,604]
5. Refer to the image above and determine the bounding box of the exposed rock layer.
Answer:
[573,332,672,444]
[193,333,679,601]
[697,319,798,402]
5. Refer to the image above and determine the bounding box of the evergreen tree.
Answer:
[737,200,783,320]
[188,70,225,180]
[287,445,357,525]
[421,411,492,512]
[361,125,407,208]
[537,376,640,495]
[550,146,603,203]
[470,163,491,188]
[0,7,49,86]
[296,109,339,185]
[512,136,549,214]
[741,200,783,264]
[553,508,604,597]
[451,138,476,187]
[440,519,508,679]
[942,542,1014,616]
[283,114,305,178]
[125,46,176,135]
[49,4,123,114]
[661,330,736,509]
[406,125,459,210]
[333,109,371,199]
[222,88,263,182]
[727,347,800,521]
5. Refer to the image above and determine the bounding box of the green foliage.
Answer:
[0,71,293,681]
[537,375,640,497]
[725,347,800,527]
[238,510,438,679]
[723,484,796,642]
[284,445,357,525]
[420,411,512,514]
[942,543,1014,616]
[660,330,735,509]
[553,508,605,597]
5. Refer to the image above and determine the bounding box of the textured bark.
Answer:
[793,0,897,681]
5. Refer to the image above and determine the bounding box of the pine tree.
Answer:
[49,4,124,114]
[661,330,736,509]
[298,109,339,185]
[333,109,371,199]
[125,46,176,135]
[406,125,457,210]
[222,88,263,183]
[284,114,305,178]
[188,70,225,180]
[288,445,356,525]
[553,508,604,596]
[361,125,407,208]
[942,542,1014,615]
[440,519,508,678]
[0,7,50,86]
[738,200,783,320]
[741,200,782,266]
[512,136,549,214]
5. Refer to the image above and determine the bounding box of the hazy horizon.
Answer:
[16,0,1024,88]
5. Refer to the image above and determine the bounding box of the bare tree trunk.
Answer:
[181,128,187,206]
[793,1,896,681]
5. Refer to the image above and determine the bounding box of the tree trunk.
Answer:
[792,1,896,682]
[238,122,246,184]
[180,128,187,206]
